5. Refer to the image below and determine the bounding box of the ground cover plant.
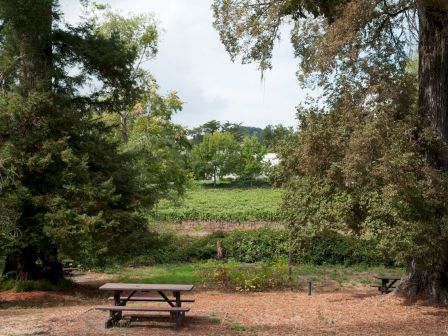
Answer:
[155,184,282,222]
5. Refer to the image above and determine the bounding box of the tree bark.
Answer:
[2,0,63,282]
[397,2,448,305]
[418,1,448,168]
[16,0,53,92]
[397,260,448,305]
[2,248,40,281]
[2,246,63,282]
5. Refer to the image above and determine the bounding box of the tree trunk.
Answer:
[2,0,64,282]
[418,2,448,168]
[397,2,448,304]
[16,0,53,92]
[2,248,41,281]
[2,249,63,282]
[397,259,448,305]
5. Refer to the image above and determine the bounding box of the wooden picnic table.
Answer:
[96,283,195,328]
[372,275,401,294]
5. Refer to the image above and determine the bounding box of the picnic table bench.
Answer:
[371,275,401,294]
[96,283,195,329]
[62,259,78,276]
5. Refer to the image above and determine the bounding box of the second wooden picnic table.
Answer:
[96,283,194,328]
[372,275,401,294]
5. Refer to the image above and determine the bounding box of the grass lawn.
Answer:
[155,184,283,222]
[111,263,201,284]
[102,261,404,292]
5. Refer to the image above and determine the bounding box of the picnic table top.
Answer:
[374,275,401,280]
[99,283,194,292]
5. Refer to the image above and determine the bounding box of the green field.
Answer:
[155,186,283,222]
[104,261,404,292]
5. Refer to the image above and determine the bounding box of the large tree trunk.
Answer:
[418,1,448,168]
[2,245,63,282]
[16,0,53,91]
[2,248,41,281]
[2,0,63,282]
[398,260,448,305]
[397,2,448,305]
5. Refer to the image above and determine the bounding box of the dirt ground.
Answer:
[1,287,447,336]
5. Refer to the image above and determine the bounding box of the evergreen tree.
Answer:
[0,0,151,280]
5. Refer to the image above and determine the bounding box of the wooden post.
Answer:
[216,240,224,260]
[308,280,312,296]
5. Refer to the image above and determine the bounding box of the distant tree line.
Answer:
[185,121,293,184]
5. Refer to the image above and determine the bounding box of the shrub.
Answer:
[90,227,394,269]
[293,231,395,266]
[198,260,291,291]
[222,228,288,262]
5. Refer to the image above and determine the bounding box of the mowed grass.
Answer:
[109,264,201,284]
[156,185,283,222]
[104,262,403,291]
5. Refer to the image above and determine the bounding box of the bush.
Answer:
[198,260,291,291]
[89,227,393,269]
[221,228,394,266]
[222,228,288,262]
[293,231,395,266]
[100,231,226,268]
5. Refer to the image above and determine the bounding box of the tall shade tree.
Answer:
[238,135,267,183]
[212,0,448,304]
[125,87,191,205]
[91,3,159,143]
[0,0,152,280]
[190,132,240,185]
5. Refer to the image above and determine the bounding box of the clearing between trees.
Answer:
[0,269,446,336]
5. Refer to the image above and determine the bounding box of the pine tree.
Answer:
[0,0,151,280]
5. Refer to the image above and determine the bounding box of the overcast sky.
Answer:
[59,0,310,129]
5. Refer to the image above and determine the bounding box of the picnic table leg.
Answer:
[387,279,398,292]
[105,290,123,328]
[173,291,184,328]
[380,279,386,294]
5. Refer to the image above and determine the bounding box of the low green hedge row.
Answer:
[120,228,394,267]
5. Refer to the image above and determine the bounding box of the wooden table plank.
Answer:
[99,283,194,292]
[374,275,401,280]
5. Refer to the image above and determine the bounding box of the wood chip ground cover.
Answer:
[1,289,446,335]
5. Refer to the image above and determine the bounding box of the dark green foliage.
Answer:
[294,231,394,266]
[97,232,224,267]
[261,124,294,152]
[0,0,154,280]
[280,71,448,269]
[212,0,448,303]
[188,120,263,145]
[223,228,288,263]
[222,228,393,265]
[124,228,391,267]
